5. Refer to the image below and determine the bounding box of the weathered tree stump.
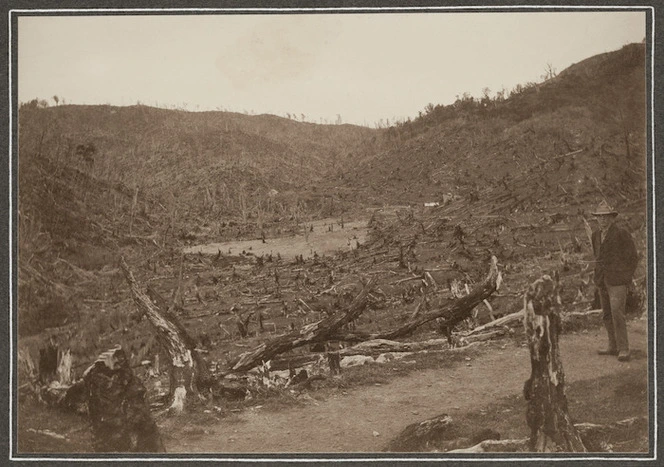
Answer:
[121,258,211,414]
[523,273,586,452]
[56,348,73,386]
[84,347,165,452]
[327,351,341,375]
[38,341,58,383]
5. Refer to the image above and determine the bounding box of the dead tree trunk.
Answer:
[121,257,208,414]
[523,273,586,452]
[84,347,165,452]
[145,284,213,391]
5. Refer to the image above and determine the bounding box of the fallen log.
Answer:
[344,338,415,354]
[465,308,524,336]
[464,307,601,339]
[448,438,530,453]
[462,328,508,345]
[269,335,490,371]
[562,308,602,319]
[330,256,501,342]
[523,273,586,452]
[268,338,441,370]
[227,278,375,373]
[574,416,647,452]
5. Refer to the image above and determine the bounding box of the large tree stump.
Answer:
[35,341,76,406]
[523,273,586,452]
[84,347,165,452]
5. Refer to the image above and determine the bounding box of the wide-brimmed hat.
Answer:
[591,200,618,216]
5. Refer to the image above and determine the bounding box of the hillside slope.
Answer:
[339,42,646,217]
[17,105,375,334]
[19,105,376,220]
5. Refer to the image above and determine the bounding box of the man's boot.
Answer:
[597,319,618,356]
[618,350,631,362]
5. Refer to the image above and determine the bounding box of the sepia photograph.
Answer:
[10,4,655,461]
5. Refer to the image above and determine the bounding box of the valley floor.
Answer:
[159,317,649,454]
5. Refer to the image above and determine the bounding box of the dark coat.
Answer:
[592,222,638,287]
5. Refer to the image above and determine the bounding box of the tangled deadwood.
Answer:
[115,254,504,416]
[227,277,375,373]
[330,256,502,342]
[121,257,375,407]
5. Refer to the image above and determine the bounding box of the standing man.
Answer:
[591,200,639,361]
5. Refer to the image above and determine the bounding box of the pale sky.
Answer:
[18,11,646,126]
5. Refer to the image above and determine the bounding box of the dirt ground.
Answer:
[184,218,368,260]
[158,317,649,453]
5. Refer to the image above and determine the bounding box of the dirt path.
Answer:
[164,318,648,453]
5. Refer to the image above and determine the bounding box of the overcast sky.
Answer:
[18,10,646,126]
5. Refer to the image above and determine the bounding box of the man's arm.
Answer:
[604,228,639,284]
[619,229,639,273]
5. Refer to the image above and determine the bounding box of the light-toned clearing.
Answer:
[184,218,368,260]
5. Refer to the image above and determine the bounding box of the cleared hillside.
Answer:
[339,42,646,217]
[17,105,375,334]
[19,104,376,221]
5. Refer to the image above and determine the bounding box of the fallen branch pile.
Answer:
[114,256,501,410]
[227,277,375,373]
